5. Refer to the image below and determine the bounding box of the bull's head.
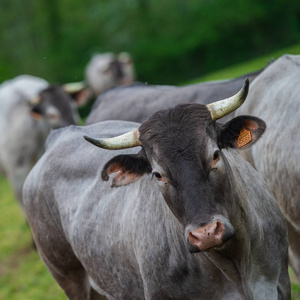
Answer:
[84,79,266,253]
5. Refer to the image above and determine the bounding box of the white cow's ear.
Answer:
[63,83,92,107]
[30,106,43,121]
[219,115,266,150]
[70,88,92,107]
[101,154,151,187]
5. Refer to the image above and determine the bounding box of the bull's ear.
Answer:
[101,153,151,187]
[219,115,266,149]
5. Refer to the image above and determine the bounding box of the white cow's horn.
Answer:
[62,81,86,93]
[84,129,142,150]
[30,96,41,105]
[206,78,249,121]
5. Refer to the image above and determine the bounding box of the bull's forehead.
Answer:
[139,103,215,148]
[151,137,217,180]
[139,104,218,173]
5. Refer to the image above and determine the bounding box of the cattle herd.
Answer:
[1,53,299,299]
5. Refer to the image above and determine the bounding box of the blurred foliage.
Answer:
[0,0,300,85]
[187,43,300,84]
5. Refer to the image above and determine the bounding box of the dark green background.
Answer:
[1,0,300,85]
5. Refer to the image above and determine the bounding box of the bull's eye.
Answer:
[152,171,168,184]
[213,150,221,160]
[152,172,162,179]
[211,150,221,170]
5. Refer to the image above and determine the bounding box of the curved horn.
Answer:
[206,78,249,121]
[84,129,141,150]
[29,96,41,105]
[62,81,86,93]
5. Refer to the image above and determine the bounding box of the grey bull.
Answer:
[235,54,300,282]
[23,80,290,299]
[85,69,260,125]
[0,75,82,207]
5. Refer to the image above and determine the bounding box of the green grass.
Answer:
[1,44,300,299]
[292,281,300,300]
[0,175,66,300]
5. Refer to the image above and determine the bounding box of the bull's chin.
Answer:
[186,242,213,254]
[186,243,202,254]
[186,240,231,254]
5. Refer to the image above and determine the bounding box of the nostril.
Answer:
[187,220,234,252]
[188,231,201,246]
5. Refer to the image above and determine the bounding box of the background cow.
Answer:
[85,69,261,125]
[0,75,83,208]
[85,52,135,97]
[23,81,290,299]
[235,54,300,282]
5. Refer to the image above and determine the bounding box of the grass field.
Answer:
[0,176,66,300]
[1,44,300,299]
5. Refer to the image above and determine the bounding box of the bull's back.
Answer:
[85,84,177,124]
[236,54,300,227]
[86,74,259,125]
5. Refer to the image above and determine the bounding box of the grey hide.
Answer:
[85,70,260,125]
[235,54,300,282]
[0,75,79,207]
[85,52,135,97]
[23,115,290,299]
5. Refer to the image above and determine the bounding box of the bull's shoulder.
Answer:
[23,120,143,219]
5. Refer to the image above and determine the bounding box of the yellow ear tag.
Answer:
[238,128,252,148]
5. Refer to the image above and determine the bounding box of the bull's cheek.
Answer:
[160,191,184,225]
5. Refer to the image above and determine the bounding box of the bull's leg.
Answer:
[28,201,105,299]
[24,189,108,299]
[91,288,108,300]
[37,244,107,300]
[277,255,292,300]
[286,219,300,281]
[38,246,92,300]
